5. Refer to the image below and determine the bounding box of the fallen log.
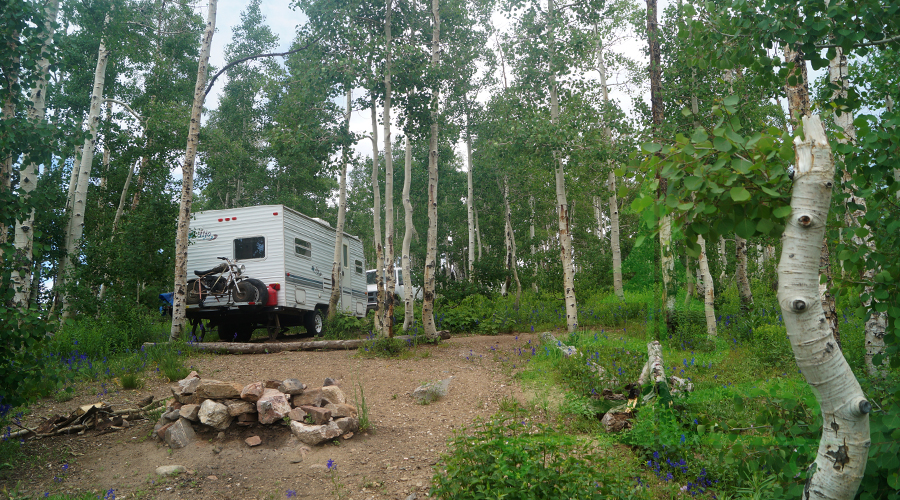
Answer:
[637,341,665,386]
[143,332,449,355]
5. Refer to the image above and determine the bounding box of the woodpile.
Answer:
[6,400,162,441]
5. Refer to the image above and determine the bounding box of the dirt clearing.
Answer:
[7,333,542,500]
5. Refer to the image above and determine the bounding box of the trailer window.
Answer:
[295,238,311,258]
[343,243,348,268]
[366,270,377,285]
[397,269,404,286]
[355,260,363,274]
[234,237,265,260]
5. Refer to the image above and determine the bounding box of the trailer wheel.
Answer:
[305,308,325,337]
[186,279,202,304]
[234,324,254,343]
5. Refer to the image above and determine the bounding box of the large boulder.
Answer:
[196,380,243,400]
[164,418,196,449]
[198,400,233,430]
[257,389,291,424]
[333,417,359,435]
[241,382,265,402]
[290,421,342,446]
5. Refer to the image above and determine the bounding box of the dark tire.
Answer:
[186,279,202,305]
[234,323,254,343]
[231,278,269,305]
[304,308,325,337]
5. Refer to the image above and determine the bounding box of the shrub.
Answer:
[431,415,623,499]
[750,324,794,369]
[323,311,369,340]
[358,336,409,357]
[671,309,708,350]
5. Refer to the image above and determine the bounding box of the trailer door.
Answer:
[340,240,353,313]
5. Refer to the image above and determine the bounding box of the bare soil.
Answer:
[6,333,543,500]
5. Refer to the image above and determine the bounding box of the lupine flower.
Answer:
[326,458,335,470]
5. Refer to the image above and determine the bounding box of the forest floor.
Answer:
[4,332,545,500]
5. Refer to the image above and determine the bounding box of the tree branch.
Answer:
[816,33,900,48]
[103,98,144,124]
[204,36,322,98]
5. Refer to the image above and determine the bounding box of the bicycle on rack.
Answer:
[185,256,268,307]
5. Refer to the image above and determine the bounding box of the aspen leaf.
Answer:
[642,142,662,153]
[724,95,740,107]
[684,176,703,191]
[735,218,755,238]
[773,206,792,218]
[714,137,732,152]
[757,218,774,234]
[681,107,693,117]
[730,187,751,201]
[691,129,707,143]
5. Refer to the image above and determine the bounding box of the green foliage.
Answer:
[50,307,162,360]
[670,307,709,351]
[323,311,369,340]
[749,324,793,369]
[357,337,409,358]
[352,382,371,432]
[431,415,628,500]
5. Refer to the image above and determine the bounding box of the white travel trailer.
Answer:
[185,205,367,341]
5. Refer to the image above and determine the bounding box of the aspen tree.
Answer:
[170,0,218,341]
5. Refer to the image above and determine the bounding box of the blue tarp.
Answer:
[159,292,174,306]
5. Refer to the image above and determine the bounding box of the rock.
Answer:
[212,445,222,454]
[256,389,291,424]
[186,370,199,379]
[245,436,262,447]
[179,404,200,421]
[241,382,265,402]
[333,417,359,434]
[292,388,323,407]
[178,376,200,394]
[264,379,282,389]
[320,385,346,405]
[288,408,307,422]
[411,377,453,404]
[323,377,338,386]
[324,403,357,418]
[278,379,306,395]
[224,399,256,416]
[154,421,173,440]
[300,406,332,425]
[137,395,154,407]
[600,409,632,432]
[156,465,186,476]
[161,409,181,422]
[198,400,233,430]
[236,413,256,426]
[405,494,417,500]
[342,432,353,440]
[290,421,342,446]
[196,380,243,400]
[163,419,196,449]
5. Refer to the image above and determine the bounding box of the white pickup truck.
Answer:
[366,268,422,312]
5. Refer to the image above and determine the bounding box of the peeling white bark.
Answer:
[383,2,396,337]
[778,115,869,499]
[371,94,385,335]
[735,235,753,308]
[466,132,475,282]
[328,89,351,321]
[637,341,665,386]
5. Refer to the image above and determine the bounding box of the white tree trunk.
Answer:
[778,115,870,499]
[370,94,385,335]
[697,234,717,337]
[421,0,441,339]
[548,0,577,333]
[502,176,521,306]
[529,196,538,293]
[734,235,753,308]
[466,132,475,282]
[12,0,59,309]
[169,0,217,341]
[60,18,111,320]
[382,1,396,336]
[328,89,352,320]
[402,134,415,330]
[660,216,675,312]
[475,205,483,260]
[608,173,624,301]
[717,235,727,280]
